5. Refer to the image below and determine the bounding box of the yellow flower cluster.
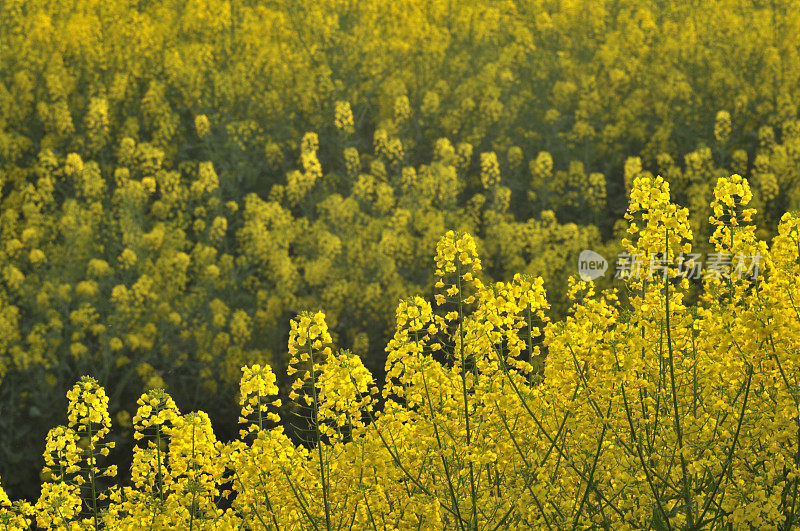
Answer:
[479,151,501,190]
[0,475,33,529]
[132,388,180,437]
[194,114,211,140]
[287,311,333,403]
[709,173,757,253]
[433,230,483,309]
[5,0,800,502]
[315,350,376,437]
[623,174,692,267]
[3,179,800,528]
[334,101,354,133]
[66,377,112,450]
[384,296,439,404]
[238,364,281,433]
[34,483,82,530]
[41,426,81,481]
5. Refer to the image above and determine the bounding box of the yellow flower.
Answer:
[480,151,501,190]
[195,114,211,139]
[334,101,354,132]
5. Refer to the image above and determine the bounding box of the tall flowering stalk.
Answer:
[287,311,335,530]
[65,376,116,529]
[130,388,180,523]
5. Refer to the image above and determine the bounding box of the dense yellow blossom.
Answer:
[238,364,281,433]
[6,183,800,528]
[3,0,800,511]
[2,178,800,528]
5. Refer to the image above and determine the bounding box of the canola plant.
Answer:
[1,0,800,524]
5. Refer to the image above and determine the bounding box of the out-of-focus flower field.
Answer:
[1,0,800,527]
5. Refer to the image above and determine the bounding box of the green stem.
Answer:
[695,364,752,528]
[664,229,694,527]
[231,470,272,530]
[526,305,535,384]
[189,418,199,531]
[620,383,672,531]
[307,339,332,531]
[156,426,164,504]
[418,333,467,531]
[571,403,610,529]
[485,330,626,521]
[87,421,99,530]
[257,393,263,431]
[456,260,478,530]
